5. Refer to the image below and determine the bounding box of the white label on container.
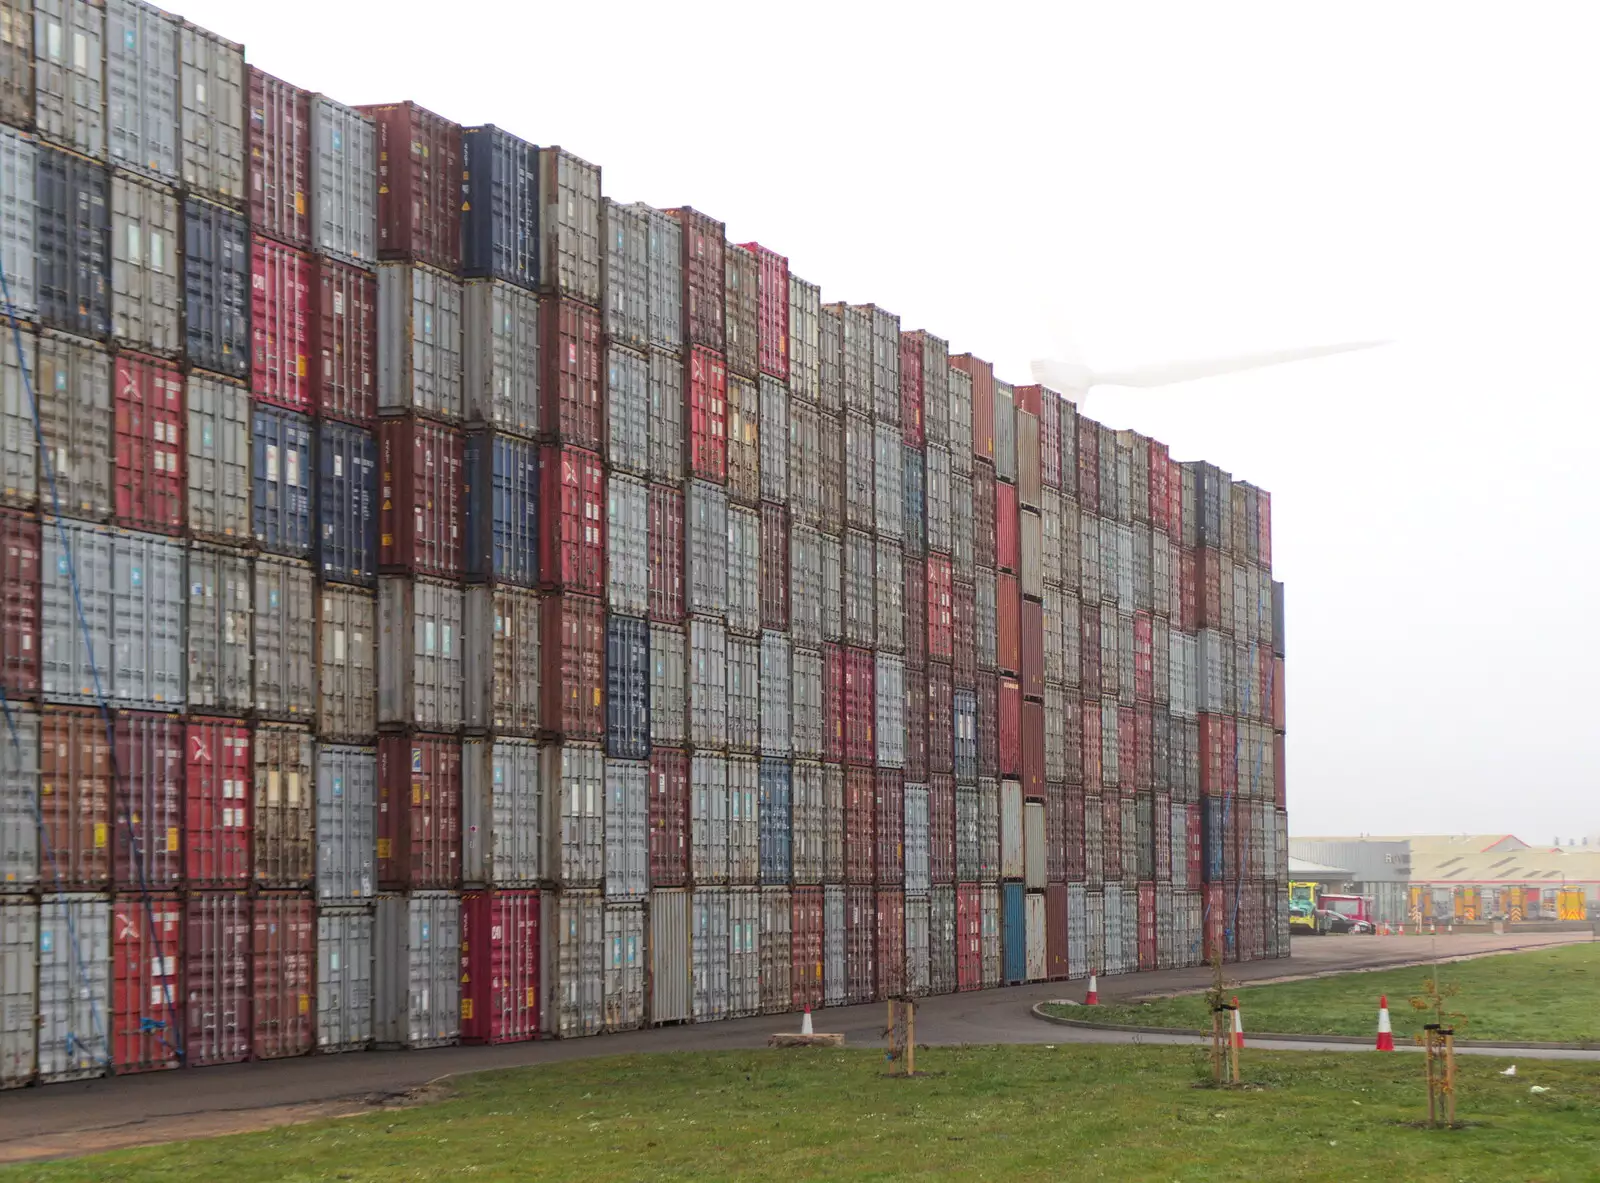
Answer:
[333,453,343,479]
[287,448,300,489]
[288,772,301,804]
[330,950,340,971]
[151,232,165,271]
[333,290,343,316]
[333,628,345,662]
[265,444,279,483]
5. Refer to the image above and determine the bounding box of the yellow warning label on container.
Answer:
[167,827,179,852]
[377,839,391,859]
[296,354,306,377]
[94,823,107,848]
[299,993,310,1014]
[593,688,602,707]
[294,192,305,216]
[526,988,535,1007]
[460,999,474,1020]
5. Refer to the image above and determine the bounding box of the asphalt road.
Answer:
[1,930,1591,1162]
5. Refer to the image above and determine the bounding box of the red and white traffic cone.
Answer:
[801,1006,813,1036]
[1232,997,1245,1048]
[1375,995,1394,1051]
[1085,971,1099,1006]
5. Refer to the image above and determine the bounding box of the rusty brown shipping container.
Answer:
[377,734,462,890]
[359,101,462,271]
[251,892,315,1059]
[39,706,112,888]
[673,207,725,351]
[542,592,605,739]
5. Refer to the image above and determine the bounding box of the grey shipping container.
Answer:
[0,324,33,507]
[603,900,646,1031]
[788,274,820,404]
[378,262,463,420]
[926,444,952,556]
[823,882,844,1006]
[37,328,113,520]
[843,528,873,647]
[787,397,821,529]
[36,141,110,341]
[728,755,759,884]
[876,539,904,654]
[310,95,377,267]
[726,635,759,754]
[951,472,973,582]
[463,584,540,735]
[818,532,842,642]
[183,195,249,378]
[649,621,686,747]
[604,758,648,900]
[186,372,250,542]
[981,885,1000,988]
[37,893,109,1083]
[607,345,648,478]
[1020,510,1043,600]
[726,503,759,637]
[687,479,726,616]
[461,736,542,887]
[254,722,313,885]
[979,778,1000,881]
[688,617,726,749]
[728,885,759,1017]
[317,905,374,1051]
[603,199,648,350]
[186,543,252,714]
[790,760,823,884]
[1067,882,1087,978]
[876,653,906,768]
[607,473,648,617]
[975,567,997,672]
[930,884,956,995]
[790,644,823,759]
[994,383,1016,484]
[999,779,1024,881]
[690,752,728,885]
[760,375,788,504]
[463,278,540,437]
[545,890,603,1039]
[545,742,604,888]
[0,708,39,890]
[646,347,682,483]
[954,784,978,882]
[843,412,873,533]
[316,744,376,900]
[253,553,315,720]
[33,0,105,159]
[378,576,464,731]
[874,421,904,542]
[953,688,978,783]
[758,759,790,885]
[726,374,758,506]
[538,146,602,305]
[788,525,821,647]
[906,894,930,996]
[111,171,181,356]
[759,631,790,757]
[905,783,930,895]
[605,613,649,760]
[822,764,844,884]
[902,446,925,557]
[179,20,245,203]
[638,204,682,354]
[41,522,184,708]
[374,891,459,1048]
[106,0,178,182]
[691,887,729,1022]
[0,899,36,1085]
[0,128,35,321]
[316,585,376,740]
[649,887,689,1024]
[948,367,972,477]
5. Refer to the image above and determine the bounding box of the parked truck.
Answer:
[1288,882,1376,935]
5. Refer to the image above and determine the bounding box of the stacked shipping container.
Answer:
[0,0,1286,1086]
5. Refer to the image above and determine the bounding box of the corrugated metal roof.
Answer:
[1410,847,1600,885]
[1297,834,1529,854]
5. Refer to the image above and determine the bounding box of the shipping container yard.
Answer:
[0,0,1286,1086]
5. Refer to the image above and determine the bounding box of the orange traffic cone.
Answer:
[1085,971,1099,1006]
[1232,997,1245,1048]
[1376,996,1394,1051]
[801,1006,813,1036]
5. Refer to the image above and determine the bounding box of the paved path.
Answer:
[0,930,1589,1163]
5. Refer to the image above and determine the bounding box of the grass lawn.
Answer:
[8,1045,1600,1183]
[1046,941,1600,1045]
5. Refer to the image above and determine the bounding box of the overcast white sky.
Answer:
[186,0,1598,842]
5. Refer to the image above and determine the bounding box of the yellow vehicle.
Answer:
[1288,881,1322,934]
[1557,887,1587,922]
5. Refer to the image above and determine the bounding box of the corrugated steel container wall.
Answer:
[183,717,251,889]
[729,888,759,1015]
[790,761,823,884]
[37,893,109,1082]
[251,403,312,556]
[875,653,905,769]
[926,553,954,662]
[787,398,821,529]
[927,662,954,777]
[873,421,903,542]
[317,420,378,586]
[925,443,953,559]
[726,635,759,754]
[953,687,977,783]
[462,279,538,436]
[603,759,648,900]
[602,199,648,349]
[109,171,181,355]
[898,330,924,447]
[378,263,463,421]
[904,782,930,895]
[310,95,376,267]
[0,329,37,510]
[1017,397,1042,508]
[248,236,313,411]
[373,891,458,1048]
[998,778,1024,881]
[314,744,376,901]
[649,886,690,1023]
[185,373,250,543]
[875,886,906,998]
[182,195,249,379]
[790,646,823,763]
[685,344,727,484]
[603,900,646,1031]
[867,306,900,423]
[247,68,310,248]
[727,505,760,637]
[690,887,730,1021]
[787,273,819,401]
[105,0,178,180]
[605,614,650,760]
[648,621,686,747]
[37,707,110,888]
[876,539,904,654]
[463,584,541,735]
[178,20,245,203]
[647,481,684,622]
[377,575,464,731]
[544,890,603,1038]
[32,0,102,156]
[759,758,791,884]
[251,891,315,1058]
[377,734,461,890]
[112,352,183,534]
[980,884,1002,988]
[110,894,182,1073]
[903,446,925,559]
[724,374,759,507]
[538,443,603,594]
[460,888,540,1044]
[648,748,689,887]
[759,631,790,757]
[928,773,955,885]
[544,742,604,888]
[757,885,791,1014]
[688,616,727,749]
[109,710,183,890]
[539,592,604,739]
[754,375,788,506]
[759,502,789,633]
[35,141,102,331]
[462,125,538,290]
[182,890,252,1067]
[979,777,1000,882]
[842,528,874,648]
[0,705,38,890]
[538,147,601,305]
[728,757,759,885]
[312,256,378,426]
[252,723,313,886]
[460,736,540,887]
[359,101,461,271]
[905,659,928,782]
[316,905,374,1051]
[686,478,726,616]
[843,411,873,533]
[817,304,842,418]
[993,383,1016,484]
[463,431,538,588]
[725,244,758,379]
[689,752,729,886]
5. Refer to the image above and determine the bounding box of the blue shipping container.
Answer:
[953,689,978,783]
[605,614,650,760]
[253,404,314,556]
[902,445,925,558]
[461,125,539,290]
[464,431,538,586]
[759,758,791,885]
[1201,795,1226,884]
[1002,882,1026,985]
[184,196,251,378]
[317,420,378,585]
[34,143,110,340]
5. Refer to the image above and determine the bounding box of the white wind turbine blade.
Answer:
[1086,340,1390,389]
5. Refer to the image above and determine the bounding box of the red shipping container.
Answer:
[113,711,184,889]
[379,415,465,576]
[1138,881,1157,971]
[1045,780,1066,881]
[875,770,904,885]
[995,480,1018,573]
[1186,803,1203,884]
[674,207,725,352]
[113,354,184,534]
[112,896,182,1073]
[250,236,314,413]
[541,593,605,739]
[976,673,997,780]
[360,101,462,271]
[956,884,982,991]
[686,345,728,483]
[1021,699,1045,801]
[905,669,928,782]
[929,774,955,884]
[460,889,541,1043]
[1079,603,1101,695]
[926,662,954,775]
[649,748,690,886]
[843,646,875,766]
[950,353,994,462]
[1203,882,1226,963]
[647,483,685,623]
[844,884,874,1003]
[898,331,924,448]
[1081,701,1102,790]
[1133,611,1153,703]
[1198,715,1225,793]
[1045,882,1068,980]
[247,68,310,249]
[972,462,995,569]
[313,256,378,425]
[1273,733,1286,810]
[40,706,111,887]
[539,444,605,594]
[741,241,789,380]
[251,892,314,1060]
[996,572,1020,676]
[1180,548,1199,633]
[999,677,1022,779]
[1259,490,1272,568]
[875,888,906,998]
[540,295,603,451]
[822,643,845,764]
[904,556,927,671]
[926,554,953,662]
[1134,705,1153,792]
[1222,717,1238,793]
[1117,706,1136,793]
[1148,441,1170,535]
[1065,784,1086,881]
[1077,420,1099,516]
[184,719,251,887]
[1020,598,1044,700]
[791,885,823,1011]
[760,501,789,630]
[844,767,875,885]
[183,891,251,1066]
[377,734,462,889]
[0,508,40,697]
[951,579,976,689]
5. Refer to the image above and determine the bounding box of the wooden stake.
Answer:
[907,1001,916,1076]
[1443,1028,1456,1126]
[1228,1006,1241,1085]
[1424,1024,1438,1127]
[1211,1008,1224,1085]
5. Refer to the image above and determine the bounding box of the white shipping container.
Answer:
[374,891,459,1049]
[726,635,759,754]
[823,883,844,1007]
[604,200,649,350]
[728,756,760,885]
[185,543,252,714]
[607,345,648,478]
[1067,882,1088,979]
[461,737,542,886]
[875,653,906,769]
[106,0,178,181]
[1000,780,1025,881]
[315,744,376,900]
[649,888,690,1025]
[0,899,36,1086]
[1196,630,1227,715]
[603,901,646,1032]
[311,95,377,266]
[316,905,374,1052]
[545,890,603,1038]
[463,279,540,436]
[728,886,760,1018]
[874,420,904,542]
[925,444,952,556]
[1025,891,1047,982]
[691,887,730,1022]
[727,505,760,637]
[650,622,687,747]
[378,576,463,730]
[605,759,649,900]
[607,472,648,617]
[378,263,464,420]
[544,743,604,889]
[37,893,109,1083]
[690,753,729,885]
[110,170,180,354]
[904,784,930,895]
[1103,883,1124,975]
